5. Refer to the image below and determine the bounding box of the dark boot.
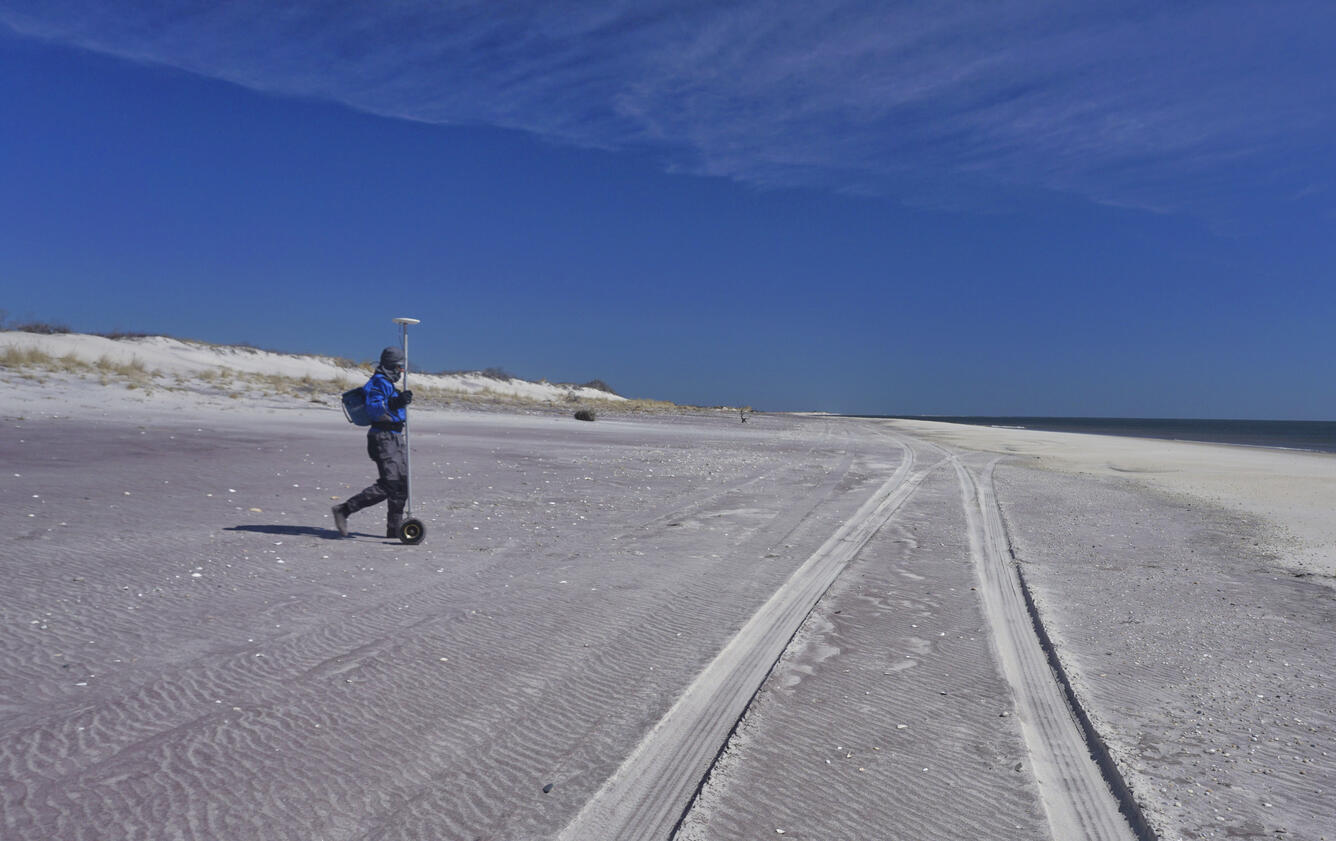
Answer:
[332,505,349,537]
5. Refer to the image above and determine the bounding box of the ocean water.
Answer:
[873,417,1336,454]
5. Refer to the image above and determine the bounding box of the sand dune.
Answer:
[1,329,625,405]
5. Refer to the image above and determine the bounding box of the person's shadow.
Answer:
[226,524,349,540]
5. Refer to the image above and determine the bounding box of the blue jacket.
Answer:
[364,371,406,427]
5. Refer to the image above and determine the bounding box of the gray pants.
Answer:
[343,429,407,530]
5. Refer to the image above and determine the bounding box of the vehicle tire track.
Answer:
[558,447,942,840]
[618,417,860,540]
[0,417,892,841]
[956,456,1147,841]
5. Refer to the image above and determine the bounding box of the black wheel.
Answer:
[398,518,426,545]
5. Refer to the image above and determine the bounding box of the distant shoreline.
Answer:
[852,415,1336,454]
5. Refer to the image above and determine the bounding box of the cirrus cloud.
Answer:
[3,0,1332,216]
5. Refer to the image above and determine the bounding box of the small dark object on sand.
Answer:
[574,409,596,422]
[542,782,554,794]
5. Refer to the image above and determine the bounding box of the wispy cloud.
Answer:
[4,0,1332,215]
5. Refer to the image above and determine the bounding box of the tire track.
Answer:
[558,444,941,840]
[617,417,859,540]
[674,447,1053,841]
[956,456,1147,841]
[0,416,887,841]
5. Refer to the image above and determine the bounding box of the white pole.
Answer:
[393,318,420,518]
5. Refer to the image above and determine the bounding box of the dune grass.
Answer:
[2,345,154,379]
[3,335,740,416]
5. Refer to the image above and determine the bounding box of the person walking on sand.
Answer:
[332,347,414,537]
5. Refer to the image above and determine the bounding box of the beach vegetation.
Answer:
[289,374,320,395]
[2,343,161,387]
[612,398,679,413]
[3,320,72,335]
[1,345,54,367]
[2,330,750,417]
[93,354,150,378]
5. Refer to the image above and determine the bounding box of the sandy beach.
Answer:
[2,347,1333,841]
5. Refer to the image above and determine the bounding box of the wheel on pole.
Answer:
[398,518,426,545]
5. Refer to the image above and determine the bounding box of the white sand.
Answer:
[3,350,1333,841]
[1,330,625,404]
[883,418,1336,580]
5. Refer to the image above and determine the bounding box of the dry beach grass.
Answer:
[0,330,684,416]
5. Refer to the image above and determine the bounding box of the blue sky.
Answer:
[2,1,1334,416]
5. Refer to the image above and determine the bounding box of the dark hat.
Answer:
[379,346,405,369]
